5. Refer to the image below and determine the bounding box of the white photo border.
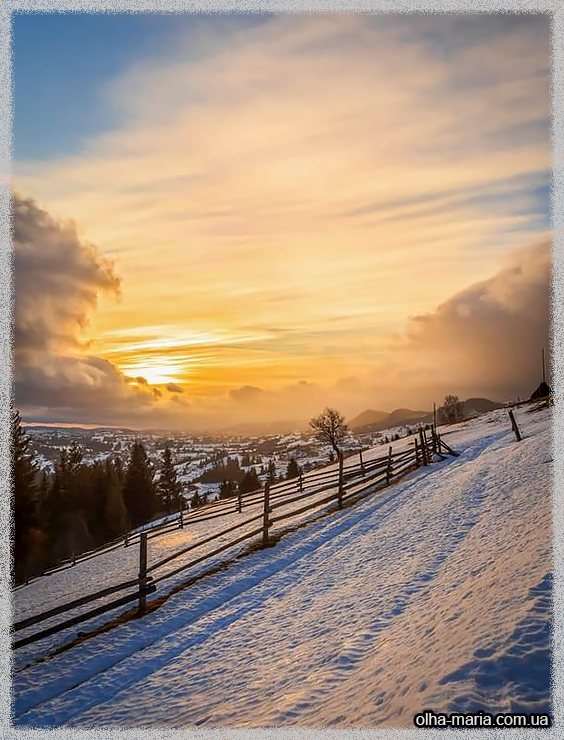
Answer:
[1,1,560,736]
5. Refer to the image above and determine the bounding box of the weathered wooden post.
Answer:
[262,482,271,546]
[508,409,522,442]
[419,429,428,465]
[299,472,303,493]
[386,445,393,484]
[124,531,129,548]
[237,490,243,513]
[359,449,365,476]
[426,428,432,463]
[138,532,148,616]
[179,509,184,529]
[338,454,344,509]
[414,438,420,466]
[72,551,76,566]
[431,427,438,455]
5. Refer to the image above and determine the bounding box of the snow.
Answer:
[13,404,551,727]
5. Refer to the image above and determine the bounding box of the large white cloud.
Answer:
[374,238,551,405]
[14,194,159,422]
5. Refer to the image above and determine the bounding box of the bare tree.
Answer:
[440,395,464,424]
[310,407,348,459]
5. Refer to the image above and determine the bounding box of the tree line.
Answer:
[12,410,185,585]
[217,458,301,500]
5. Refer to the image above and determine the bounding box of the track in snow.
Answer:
[14,405,552,727]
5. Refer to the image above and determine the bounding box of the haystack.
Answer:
[530,381,551,401]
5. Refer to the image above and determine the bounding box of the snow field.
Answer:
[13,436,412,664]
[13,404,552,726]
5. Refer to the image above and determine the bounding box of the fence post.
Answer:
[299,472,303,493]
[359,449,365,476]
[508,409,522,441]
[262,482,271,546]
[423,428,431,462]
[124,531,128,548]
[237,490,243,513]
[419,429,428,465]
[179,509,184,529]
[386,446,393,484]
[138,532,148,616]
[338,454,344,509]
[414,438,420,466]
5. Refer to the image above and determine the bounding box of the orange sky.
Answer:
[14,15,551,428]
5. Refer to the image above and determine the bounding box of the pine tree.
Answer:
[239,469,260,494]
[122,441,158,527]
[113,456,125,485]
[219,479,237,499]
[49,443,94,562]
[267,460,277,484]
[37,470,50,521]
[103,459,129,538]
[12,409,37,581]
[286,458,300,480]
[159,446,182,512]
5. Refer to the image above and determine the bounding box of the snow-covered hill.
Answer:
[13,403,552,727]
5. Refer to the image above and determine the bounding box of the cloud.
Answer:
[14,192,550,428]
[14,194,120,357]
[165,382,184,394]
[13,16,551,427]
[374,238,551,404]
[228,385,264,403]
[16,16,549,375]
[13,194,161,423]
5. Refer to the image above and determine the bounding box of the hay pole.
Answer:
[508,409,522,442]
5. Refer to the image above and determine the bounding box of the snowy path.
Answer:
[13,406,551,727]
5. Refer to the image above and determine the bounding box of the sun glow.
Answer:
[121,357,188,385]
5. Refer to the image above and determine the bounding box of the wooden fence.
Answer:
[13,428,456,650]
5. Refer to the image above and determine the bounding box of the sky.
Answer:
[13,13,551,430]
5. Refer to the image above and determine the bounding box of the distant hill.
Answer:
[353,398,503,434]
[385,408,430,427]
[460,398,503,416]
[348,409,388,429]
[354,407,431,434]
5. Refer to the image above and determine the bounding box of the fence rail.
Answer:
[13,446,411,589]
[13,428,454,650]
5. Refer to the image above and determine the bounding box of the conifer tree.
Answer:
[50,442,94,561]
[113,456,125,485]
[159,446,182,512]
[239,468,260,494]
[103,459,129,537]
[286,458,300,480]
[219,479,237,499]
[122,441,158,527]
[267,460,277,484]
[12,409,37,581]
